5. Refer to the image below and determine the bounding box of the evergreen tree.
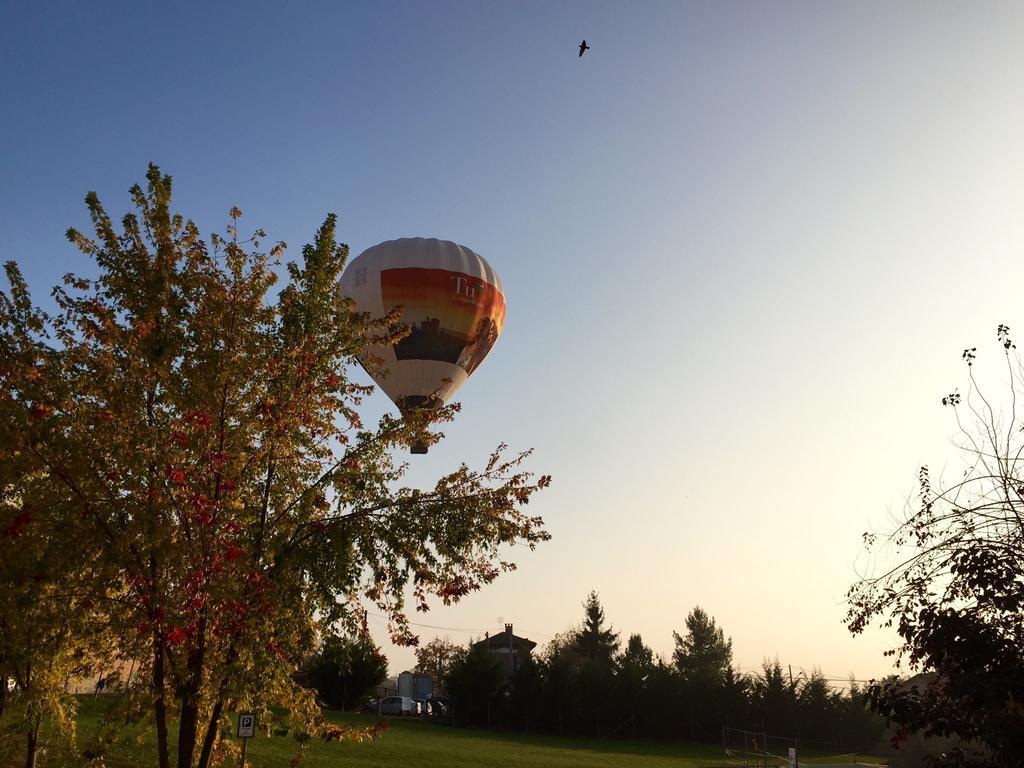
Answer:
[508,652,543,732]
[572,591,619,664]
[619,633,655,673]
[720,664,752,730]
[568,592,619,735]
[673,607,735,741]
[753,657,798,734]
[446,642,504,727]
[672,606,732,687]
[836,678,886,753]
[538,643,579,736]
[617,634,655,737]
[641,659,682,739]
[797,669,839,742]
[305,635,387,711]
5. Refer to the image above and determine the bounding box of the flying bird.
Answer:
[578,39,589,57]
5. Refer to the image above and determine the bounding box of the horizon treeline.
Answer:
[426,592,886,752]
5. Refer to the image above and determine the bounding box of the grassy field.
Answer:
[71,699,883,768]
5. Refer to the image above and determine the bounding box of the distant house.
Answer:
[471,624,536,680]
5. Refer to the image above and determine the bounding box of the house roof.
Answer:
[471,625,536,653]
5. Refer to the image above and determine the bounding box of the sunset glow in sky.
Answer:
[4,1,1024,682]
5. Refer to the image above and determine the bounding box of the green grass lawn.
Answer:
[72,698,883,768]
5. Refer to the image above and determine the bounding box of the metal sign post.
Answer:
[237,713,256,768]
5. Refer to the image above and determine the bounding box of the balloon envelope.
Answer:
[339,238,505,440]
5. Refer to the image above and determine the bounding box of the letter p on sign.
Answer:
[237,713,256,738]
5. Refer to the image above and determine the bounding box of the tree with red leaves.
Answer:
[0,166,550,768]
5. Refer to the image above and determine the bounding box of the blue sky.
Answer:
[4,1,1024,679]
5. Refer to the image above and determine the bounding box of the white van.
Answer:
[379,696,420,716]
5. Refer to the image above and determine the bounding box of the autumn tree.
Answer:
[0,165,550,768]
[414,637,465,697]
[0,474,101,768]
[848,325,1024,767]
[0,266,115,768]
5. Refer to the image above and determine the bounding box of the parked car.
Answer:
[378,696,420,716]
[426,697,449,718]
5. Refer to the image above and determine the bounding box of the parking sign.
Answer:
[237,713,256,739]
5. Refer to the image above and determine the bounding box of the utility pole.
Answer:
[788,665,799,768]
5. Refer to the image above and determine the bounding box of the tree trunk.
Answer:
[195,696,226,768]
[147,391,170,768]
[177,697,199,768]
[24,727,38,768]
[0,675,8,720]
[153,633,170,768]
[123,659,136,697]
[21,661,38,768]
[177,620,208,768]
[197,644,238,768]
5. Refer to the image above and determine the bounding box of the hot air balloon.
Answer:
[339,238,506,453]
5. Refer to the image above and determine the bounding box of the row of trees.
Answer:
[424,593,885,751]
[0,166,551,768]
